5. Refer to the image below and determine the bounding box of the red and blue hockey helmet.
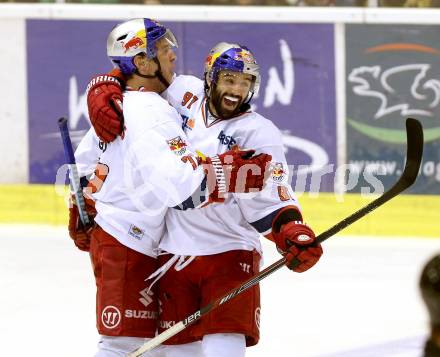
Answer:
[204,42,261,102]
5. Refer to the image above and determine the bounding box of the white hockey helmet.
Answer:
[107,18,178,75]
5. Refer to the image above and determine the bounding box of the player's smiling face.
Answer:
[210,71,253,119]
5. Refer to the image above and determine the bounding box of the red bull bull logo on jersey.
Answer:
[271,162,285,182]
[167,136,187,156]
[128,224,144,240]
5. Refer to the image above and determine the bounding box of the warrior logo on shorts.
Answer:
[271,162,285,182]
[101,305,121,329]
[166,136,187,156]
[255,307,261,330]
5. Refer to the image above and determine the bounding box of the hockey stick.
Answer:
[58,117,90,226]
[127,118,423,357]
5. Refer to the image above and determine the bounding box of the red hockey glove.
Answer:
[273,221,323,273]
[86,70,125,143]
[202,149,272,202]
[68,196,96,252]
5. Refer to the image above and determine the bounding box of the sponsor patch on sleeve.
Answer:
[271,162,286,182]
[166,136,187,156]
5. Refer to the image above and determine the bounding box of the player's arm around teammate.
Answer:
[82,38,323,357]
[67,19,272,357]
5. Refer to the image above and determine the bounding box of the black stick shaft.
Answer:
[58,117,90,226]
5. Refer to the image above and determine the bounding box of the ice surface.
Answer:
[1,224,438,356]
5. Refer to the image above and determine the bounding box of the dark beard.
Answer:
[211,87,243,119]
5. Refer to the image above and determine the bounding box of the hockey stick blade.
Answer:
[316,117,423,244]
[126,118,423,357]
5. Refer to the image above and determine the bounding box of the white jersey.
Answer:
[75,90,205,257]
[160,75,301,256]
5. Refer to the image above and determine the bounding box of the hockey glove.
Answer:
[68,196,96,252]
[86,69,125,143]
[273,221,323,273]
[202,148,272,202]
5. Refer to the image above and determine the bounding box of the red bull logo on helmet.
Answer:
[123,30,146,53]
[205,55,213,66]
[234,50,255,64]
[205,53,221,68]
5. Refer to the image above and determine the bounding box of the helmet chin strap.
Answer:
[244,90,254,105]
[237,90,254,113]
[135,57,170,89]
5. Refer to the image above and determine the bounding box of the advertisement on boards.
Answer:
[346,24,440,195]
[27,20,336,192]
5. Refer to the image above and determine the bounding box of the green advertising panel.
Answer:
[346,24,440,194]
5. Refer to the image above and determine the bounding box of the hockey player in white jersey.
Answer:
[85,41,324,357]
[68,20,272,357]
